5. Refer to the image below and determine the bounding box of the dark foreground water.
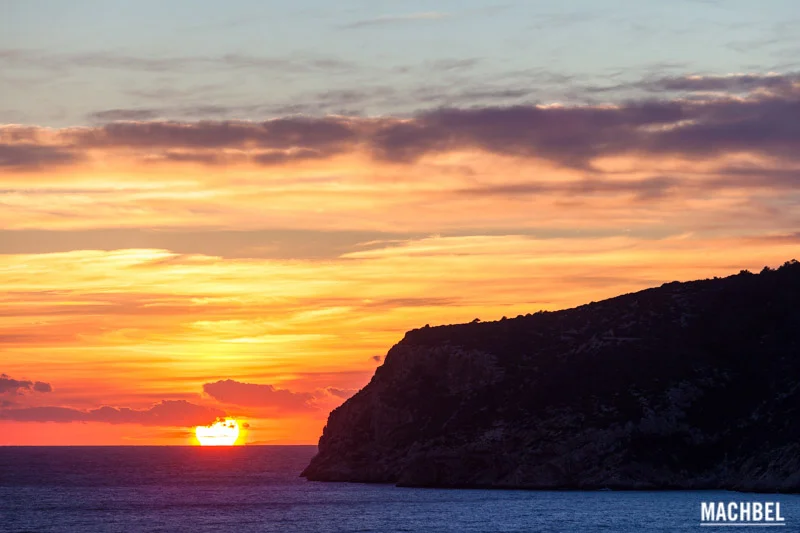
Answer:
[1,447,798,532]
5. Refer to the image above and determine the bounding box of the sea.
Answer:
[1,446,798,532]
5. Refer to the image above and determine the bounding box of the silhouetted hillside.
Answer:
[302,260,800,491]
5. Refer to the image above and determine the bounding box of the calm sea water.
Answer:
[1,446,798,532]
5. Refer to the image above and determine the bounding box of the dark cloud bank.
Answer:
[2,72,799,171]
[0,400,224,427]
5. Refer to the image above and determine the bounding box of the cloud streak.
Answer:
[0,400,223,427]
[341,12,450,29]
[640,73,800,94]
[0,49,355,75]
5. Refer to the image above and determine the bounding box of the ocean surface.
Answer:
[1,446,798,532]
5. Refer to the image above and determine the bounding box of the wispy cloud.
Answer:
[341,12,450,29]
[0,48,356,74]
[591,72,800,95]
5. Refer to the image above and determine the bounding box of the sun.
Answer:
[195,418,240,446]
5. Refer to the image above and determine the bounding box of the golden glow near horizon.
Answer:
[195,419,241,446]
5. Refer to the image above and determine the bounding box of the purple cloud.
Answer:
[203,379,315,412]
[0,373,52,394]
[0,144,81,170]
[32,381,52,393]
[89,109,160,122]
[640,73,800,94]
[0,400,223,427]
[325,387,358,399]
[71,117,357,151]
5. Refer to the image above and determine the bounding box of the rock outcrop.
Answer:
[302,261,800,491]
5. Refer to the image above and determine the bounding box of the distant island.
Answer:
[302,261,800,492]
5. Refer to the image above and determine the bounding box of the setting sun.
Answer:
[195,418,240,446]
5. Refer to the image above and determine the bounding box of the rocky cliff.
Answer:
[302,261,800,491]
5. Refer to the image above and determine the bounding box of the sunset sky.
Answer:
[1,0,799,445]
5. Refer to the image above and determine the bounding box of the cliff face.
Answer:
[302,261,800,491]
